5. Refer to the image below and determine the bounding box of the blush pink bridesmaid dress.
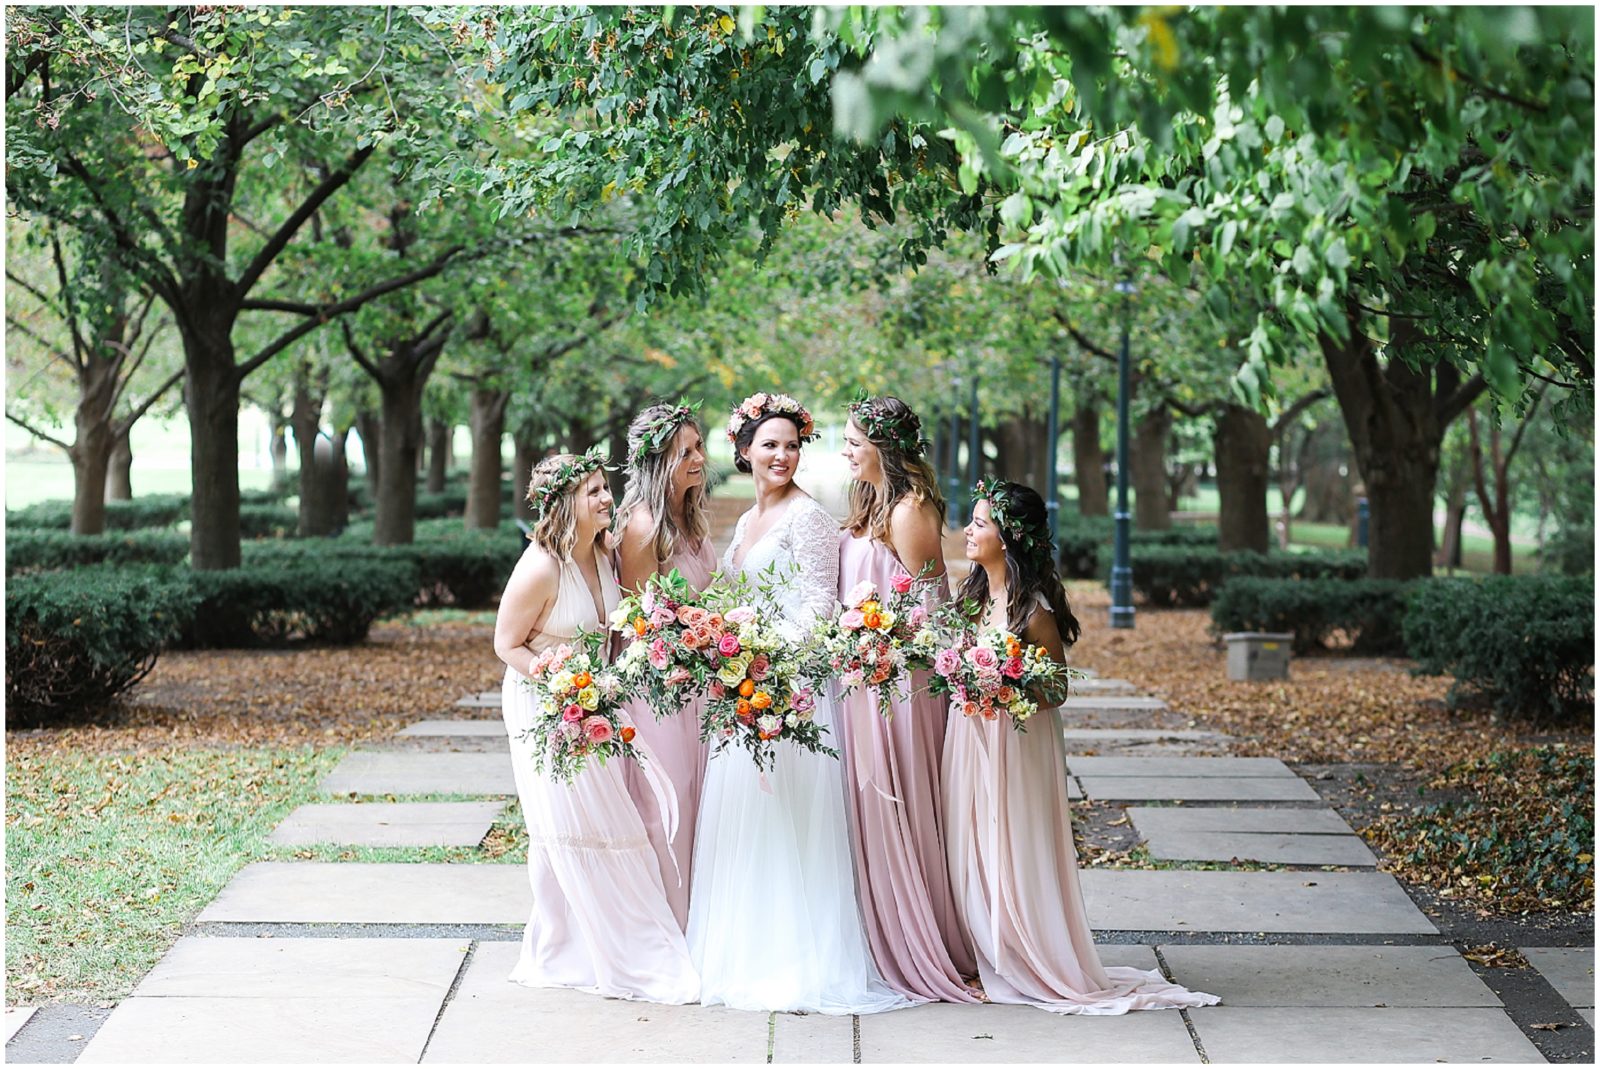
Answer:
[837,530,979,1003]
[941,594,1220,1014]
[621,536,716,931]
[500,546,697,1003]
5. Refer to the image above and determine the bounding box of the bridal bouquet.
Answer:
[699,590,835,772]
[519,628,638,781]
[610,568,723,712]
[808,570,938,714]
[925,624,1078,730]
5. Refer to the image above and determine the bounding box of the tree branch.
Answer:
[1053,309,1117,362]
[1437,371,1488,427]
[6,314,78,370]
[5,409,72,452]
[1269,387,1331,435]
[1409,40,1548,113]
[108,319,167,414]
[340,320,381,381]
[236,143,378,298]
[115,367,185,434]
[1502,386,1545,470]
[233,244,466,381]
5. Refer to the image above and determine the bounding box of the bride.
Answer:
[687,392,913,1015]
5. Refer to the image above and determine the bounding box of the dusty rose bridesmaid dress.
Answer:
[622,536,716,931]
[837,531,979,1003]
[500,548,697,1003]
[941,594,1220,1014]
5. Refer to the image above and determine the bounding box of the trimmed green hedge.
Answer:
[6,529,190,575]
[1211,577,1413,654]
[1132,546,1368,608]
[6,493,190,532]
[177,557,420,647]
[1404,576,1594,722]
[6,565,198,716]
[239,503,299,539]
[1056,520,1220,579]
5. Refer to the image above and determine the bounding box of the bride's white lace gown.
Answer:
[687,493,914,1015]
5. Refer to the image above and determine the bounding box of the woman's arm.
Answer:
[617,509,663,594]
[1021,604,1071,707]
[493,552,560,675]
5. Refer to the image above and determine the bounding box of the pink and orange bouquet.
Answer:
[610,568,725,711]
[925,625,1076,730]
[808,570,939,714]
[700,615,833,771]
[519,628,638,782]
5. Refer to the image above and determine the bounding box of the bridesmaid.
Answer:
[837,395,979,1002]
[946,479,1219,1013]
[615,402,715,931]
[492,449,697,1004]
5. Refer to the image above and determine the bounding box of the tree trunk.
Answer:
[183,346,244,570]
[466,389,509,530]
[511,428,538,526]
[1438,491,1468,572]
[1071,399,1108,518]
[268,413,291,494]
[374,377,425,545]
[330,427,351,529]
[426,418,449,493]
[355,409,382,499]
[1320,313,1482,580]
[292,381,342,538]
[1213,404,1272,553]
[106,428,133,503]
[1131,404,1171,530]
[70,422,113,535]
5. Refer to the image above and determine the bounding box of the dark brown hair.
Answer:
[732,412,807,474]
[956,481,1081,646]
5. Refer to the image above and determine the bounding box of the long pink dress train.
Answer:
[837,531,979,1003]
[500,548,697,1004]
[622,537,716,931]
[942,595,1220,1014]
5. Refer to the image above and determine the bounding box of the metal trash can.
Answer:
[1223,632,1293,682]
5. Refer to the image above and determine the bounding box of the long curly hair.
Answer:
[525,454,592,562]
[844,396,946,540]
[615,404,710,565]
[956,480,1081,646]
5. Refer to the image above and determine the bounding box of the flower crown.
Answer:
[630,400,701,467]
[531,446,615,520]
[972,478,1052,560]
[725,392,818,445]
[848,392,928,458]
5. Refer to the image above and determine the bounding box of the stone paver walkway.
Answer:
[11,579,1581,1063]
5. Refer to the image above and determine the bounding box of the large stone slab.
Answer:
[1080,871,1436,934]
[1142,831,1376,867]
[1128,806,1354,837]
[1072,679,1138,695]
[423,942,764,1062]
[319,752,514,796]
[771,1013,851,1063]
[1058,696,1170,713]
[5,1007,36,1044]
[1522,946,1595,1007]
[132,937,468,999]
[1160,945,1501,1007]
[1188,1007,1541,1063]
[268,801,505,847]
[1080,776,1321,802]
[1067,776,1083,801]
[199,863,529,924]
[856,1002,1200,1063]
[1062,729,1232,745]
[456,692,502,709]
[1582,1008,1595,1028]
[1068,756,1295,778]
[398,719,507,737]
[78,996,443,1063]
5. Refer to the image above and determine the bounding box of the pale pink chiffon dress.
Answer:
[622,536,715,931]
[500,547,698,1003]
[942,594,1220,1014]
[837,531,979,1003]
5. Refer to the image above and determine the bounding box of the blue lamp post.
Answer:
[1109,274,1137,630]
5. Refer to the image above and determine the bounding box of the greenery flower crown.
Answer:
[848,392,928,458]
[725,391,818,444]
[630,400,701,467]
[972,478,1052,561]
[532,446,615,520]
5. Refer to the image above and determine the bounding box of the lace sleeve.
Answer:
[782,499,842,635]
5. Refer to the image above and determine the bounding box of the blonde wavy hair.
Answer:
[525,453,598,562]
[615,404,710,564]
[844,397,947,540]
